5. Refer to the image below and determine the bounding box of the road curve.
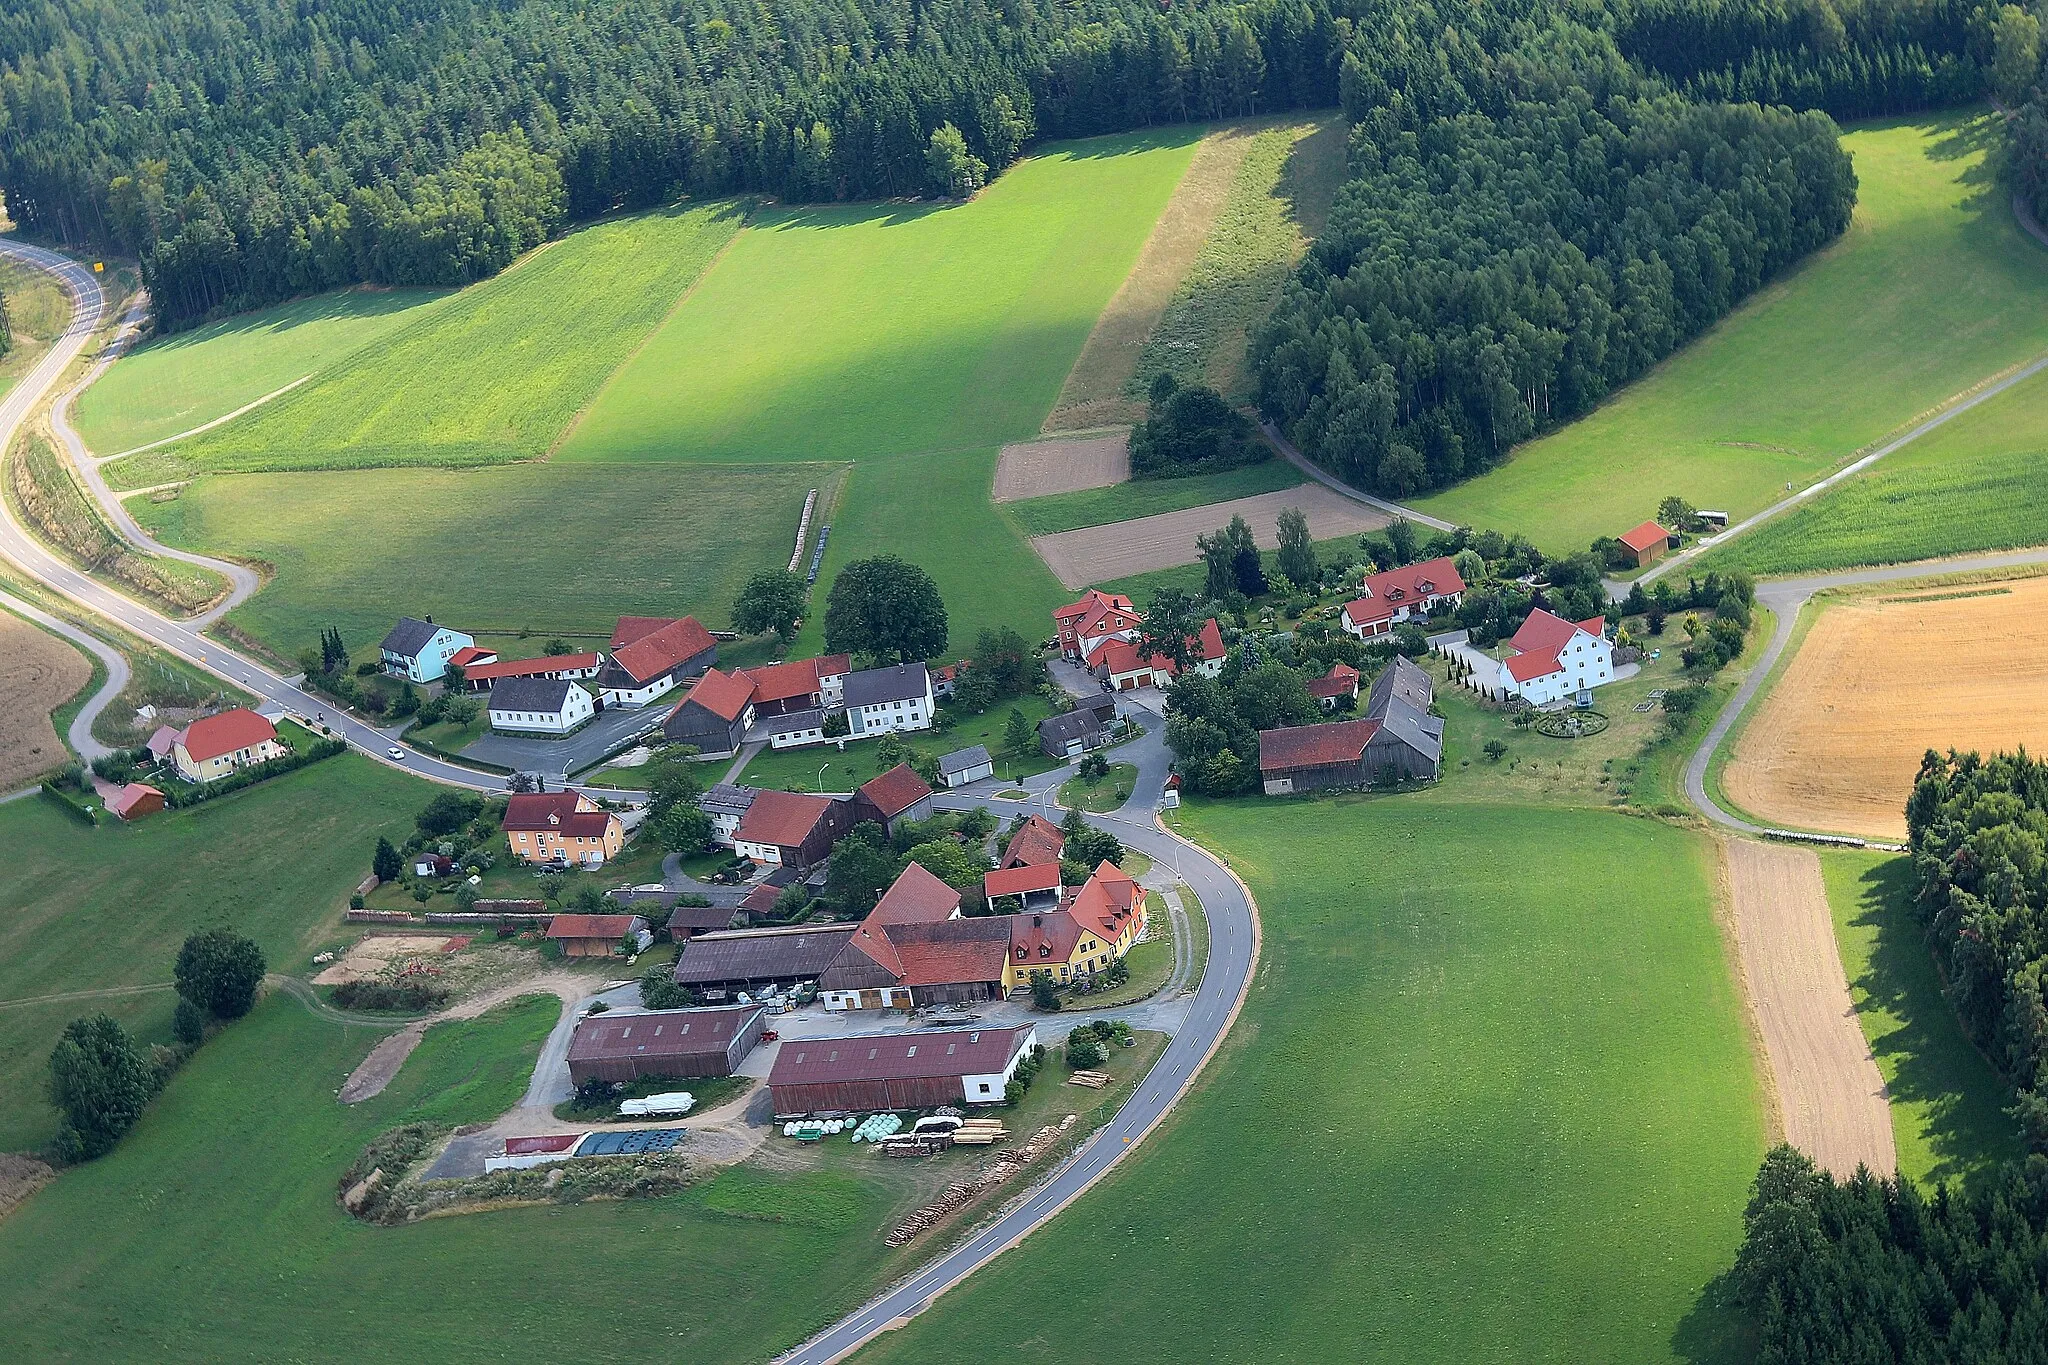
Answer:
[778,711,1260,1365]
[1684,547,2048,833]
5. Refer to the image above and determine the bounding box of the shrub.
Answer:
[1065,1032,1107,1069]
[1028,971,1059,1012]
[331,980,450,1013]
[48,1014,160,1162]
[172,997,207,1045]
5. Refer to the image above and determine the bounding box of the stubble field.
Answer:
[0,612,90,786]
[1725,576,2048,839]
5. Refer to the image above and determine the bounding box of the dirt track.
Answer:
[337,972,595,1104]
[1029,483,1388,589]
[1726,576,2048,839]
[1722,839,1895,1177]
[992,433,1130,502]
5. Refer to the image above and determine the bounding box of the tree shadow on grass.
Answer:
[1842,857,2021,1191]
[1673,1270,1757,1365]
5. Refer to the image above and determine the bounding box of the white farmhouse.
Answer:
[843,662,934,736]
[487,677,596,735]
[1493,608,1614,706]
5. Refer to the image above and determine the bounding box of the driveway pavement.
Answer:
[462,704,666,778]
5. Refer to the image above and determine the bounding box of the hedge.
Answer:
[165,738,347,808]
[39,781,99,826]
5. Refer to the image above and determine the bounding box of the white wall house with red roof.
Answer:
[1340,556,1466,640]
[1088,617,1226,691]
[171,709,288,782]
[1484,607,1615,706]
[1053,589,1143,662]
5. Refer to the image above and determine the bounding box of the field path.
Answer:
[1721,839,1894,1176]
[45,290,262,626]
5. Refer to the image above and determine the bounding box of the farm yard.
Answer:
[859,800,1765,1364]
[103,204,745,485]
[1723,575,2048,840]
[0,611,91,787]
[1409,112,2048,553]
[1029,483,1387,590]
[1697,362,2048,576]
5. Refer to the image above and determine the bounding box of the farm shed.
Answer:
[768,1024,1038,1115]
[853,763,935,836]
[546,913,649,957]
[566,1005,766,1084]
[673,923,858,1000]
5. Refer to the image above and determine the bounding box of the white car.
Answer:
[387,746,406,761]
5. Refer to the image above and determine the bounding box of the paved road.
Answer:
[777,702,1259,1365]
[0,238,644,803]
[1683,547,2048,834]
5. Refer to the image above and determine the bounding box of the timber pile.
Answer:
[948,1119,1010,1146]
[1066,1070,1112,1089]
[883,1116,1080,1246]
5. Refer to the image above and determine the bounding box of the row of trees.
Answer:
[49,928,263,1163]
[1253,14,1859,503]
[0,0,1354,326]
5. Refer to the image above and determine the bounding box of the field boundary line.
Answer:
[543,201,755,460]
[102,374,313,462]
[1710,836,1784,1148]
[0,981,173,1011]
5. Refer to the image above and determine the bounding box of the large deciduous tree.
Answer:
[174,928,267,1019]
[824,555,948,665]
[49,1013,160,1161]
[731,571,810,642]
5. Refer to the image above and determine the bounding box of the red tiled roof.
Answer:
[611,616,676,648]
[1508,607,1578,657]
[178,708,278,763]
[1079,603,1143,640]
[1504,648,1564,683]
[1054,590,1133,623]
[1095,636,1169,679]
[1620,520,1670,553]
[1307,663,1360,699]
[740,657,827,705]
[1343,556,1466,627]
[108,783,164,818]
[609,616,715,683]
[985,863,1062,899]
[1009,908,1084,966]
[858,764,933,820]
[504,792,618,839]
[1002,815,1065,868]
[1066,861,1143,942]
[448,645,496,669]
[869,861,962,925]
[1190,617,1226,662]
[465,652,600,682]
[679,667,756,723]
[734,789,835,850]
[770,1025,1033,1086]
[546,913,641,940]
[1257,719,1378,772]
[895,934,1010,988]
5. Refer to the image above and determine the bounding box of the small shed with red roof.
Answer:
[1618,520,1673,568]
[108,783,166,821]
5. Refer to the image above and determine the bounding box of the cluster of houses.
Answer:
[665,654,936,759]
[105,705,294,822]
[667,805,1146,1008]
[1053,589,1227,691]
[378,613,720,736]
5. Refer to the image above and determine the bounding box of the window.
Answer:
[905,1046,915,1057]
[978,1083,992,1094]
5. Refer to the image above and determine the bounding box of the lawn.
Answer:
[73,287,444,456]
[860,800,1766,1364]
[1409,111,2048,554]
[1001,458,1305,537]
[104,203,745,485]
[1058,761,1136,812]
[737,693,1068,792]
[133,462,831,661]
[0,755,430,1152]
[1818,850,2021,1188]
[1697,362,2048,576]
[556,130,1202,466]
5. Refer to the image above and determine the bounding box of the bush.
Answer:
[330,979,450,1013]
[48,1014,160,1162]
[174,929,266,1019]
[172,997,207,1045]
[1065,1032,1107,1069]
[1028,971,1059,1012]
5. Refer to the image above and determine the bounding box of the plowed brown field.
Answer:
[0,612,90,788]
[991,433,1130,501]
[1029,483,1389,589]
[1726,576,2048,839]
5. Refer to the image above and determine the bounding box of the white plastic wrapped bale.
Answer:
[619,1092,695,1116]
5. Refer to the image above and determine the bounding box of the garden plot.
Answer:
[1725,576,2048,840]
[1029,483,1387,589]
[312,934,471,985]
[991,432,1130,501]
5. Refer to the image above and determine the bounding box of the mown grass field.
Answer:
[1410,112,2048,554]
[557,131,1201,466]
[104,203,744,484]
[74,288,442,456]
[1819,850,2022,1187]
[1697,363,2048,576]
[862,799,1765,1364]
[1002,458,1304,537]
[0,756,426,1152]
[134,461,833,661]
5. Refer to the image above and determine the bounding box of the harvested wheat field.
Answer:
[0,613,90,787]
[1030,483,1388,589]
[1727,576,2048,839]
[1721,838,1895,1176]
[991,432,1130,501]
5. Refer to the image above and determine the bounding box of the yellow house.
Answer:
[503,791,624,867]
[172,710,288,783]
[1006,862,1149,984]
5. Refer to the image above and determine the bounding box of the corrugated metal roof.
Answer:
[770,1025,1032,1086]
[673,923,856,985]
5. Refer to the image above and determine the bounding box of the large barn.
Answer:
[565,1005,767,1085]
[767,1024,1038,1116]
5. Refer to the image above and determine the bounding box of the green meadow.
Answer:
[1819,851,2021,1187]
[74,288,443,456]
[860,799,1765,1364]
[134,461,833,660]
[0,757,425,1152]
[1696,362,2048,576]
[104,203,744,485]
[557,130,1200,465]
[1411,112,2048,554]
